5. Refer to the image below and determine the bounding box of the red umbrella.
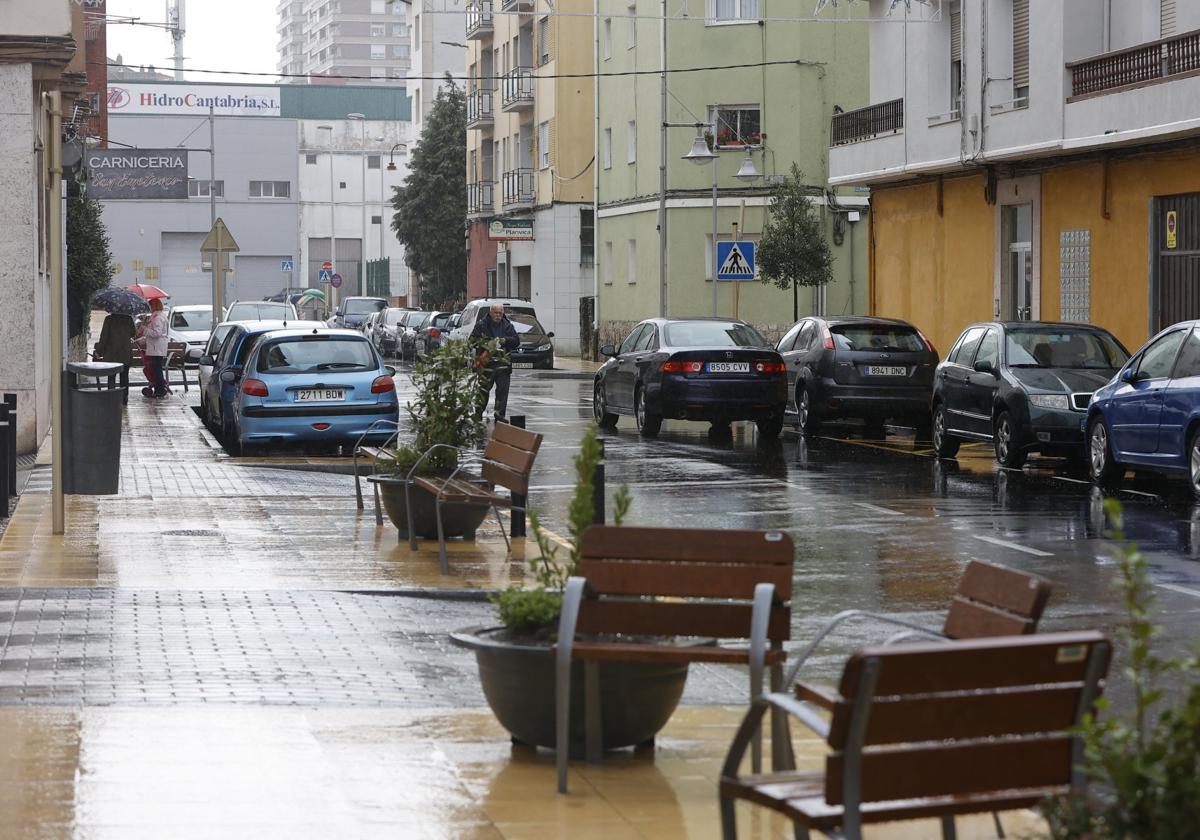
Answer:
[127,284,171,301]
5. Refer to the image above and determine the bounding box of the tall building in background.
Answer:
[80,0,107,146]
[407,2,467,139]
[464,0,595,355]
[276,0,412,84]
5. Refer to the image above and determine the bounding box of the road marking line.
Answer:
[1122,489,1158,498]
[833,438,934,458]
[1157,583,1200,599]
[972,535,1054,557]
[1052,476,1091,485]
[853,502,905,517]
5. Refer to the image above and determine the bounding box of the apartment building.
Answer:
[464,0,595,355]
[595,1,869,344]
[831,0,1200,353]
[276,0,412,84]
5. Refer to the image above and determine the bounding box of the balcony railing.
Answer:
[500,0,533,11]
[467,181,495,217]
[502,168,535,209]
[466,1,494,39]
[466,89,494,128]
[830,98,904,146]
[501,67,535,111]
[1068,27,1200,98]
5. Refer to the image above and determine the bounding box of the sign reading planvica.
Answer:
[85,149,188,199]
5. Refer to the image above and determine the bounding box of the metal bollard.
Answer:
[0,402,8,518]
[3,394,14,494]
[509,414,526,538]
[592,439,605,526]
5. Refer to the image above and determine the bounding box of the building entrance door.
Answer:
[1155,192,1200,332]
[1002,203,1034,320]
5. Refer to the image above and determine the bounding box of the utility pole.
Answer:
[208,106,218,315]
[47,91,65,536]
[657,0,668,317]
[168,0,186,80]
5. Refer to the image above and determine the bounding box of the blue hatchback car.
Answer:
[218,328,398,454]
[1087,320,1200,497]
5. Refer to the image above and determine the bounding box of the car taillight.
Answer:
[821,325,835,350]
[428,328,441,338]
[371,375,396,393]
[661,360,703,373]
[917,330,936,355]
[242,378,268,397]
[755,360,786,374]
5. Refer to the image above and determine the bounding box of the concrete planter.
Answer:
[450,625,689,756]
[371,475,490,539]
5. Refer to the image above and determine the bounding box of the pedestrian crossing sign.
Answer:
[716,241,756,281]
[318,268,333,284]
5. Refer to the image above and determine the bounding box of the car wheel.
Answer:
[634,386,661,438]
[224,419,243,457]
[756,416,783,440]
[797,385,821,436]
[994,411,1026,468]
[933,403,960,458]
[1089,417,1122,485]
[593,383,618,428]
[1189,430,1200,502]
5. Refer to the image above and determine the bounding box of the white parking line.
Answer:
[1122,489,1159,498]
[972,535,1054,557]
[1052,476,1091,485]
[853,502,905,517]
[1157,583,1200,599]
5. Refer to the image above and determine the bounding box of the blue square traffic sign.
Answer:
[716,241,756,281]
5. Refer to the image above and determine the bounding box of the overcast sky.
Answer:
[106,0,279,84]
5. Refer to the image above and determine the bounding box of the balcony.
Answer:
[1068,27,1200,99]
[467,181,495,218]
[830,98,904,146]
[500,0,533,11]
[466,89,494,129]
[501,168,535,210]
[501,67,535,112]
[466,1,494,40]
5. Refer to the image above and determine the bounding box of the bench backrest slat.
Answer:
[942,596,1036,638]
[479,424,543,495]
[484,439,538,474]
[943,560,1052,639]
[578,559,793,601]
[575,599,791,642]
[490,421,543,455]
[482,461,530,495]
[580,526,793,565]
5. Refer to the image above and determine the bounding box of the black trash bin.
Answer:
[64,361,126,495]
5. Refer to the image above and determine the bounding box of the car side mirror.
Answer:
[546,331,555,338]
[199,355,215,367]
[219,369,237,384]
[973,359,996,375]
[600,343,616,357]
[385,365,397,377]
[1121,367,1139,383]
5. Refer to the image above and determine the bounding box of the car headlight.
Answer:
[533,343,552,352]
[1029,394,1071,410]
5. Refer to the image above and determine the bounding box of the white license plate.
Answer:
[865,366,907,376]
[707,362,749,373]
[295,389,346,402]
[513,362,534,369]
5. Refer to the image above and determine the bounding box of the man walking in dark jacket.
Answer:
[470,303,520,421]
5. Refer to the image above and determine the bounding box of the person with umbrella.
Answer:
[137,298,170,398]
[92,287,150,405]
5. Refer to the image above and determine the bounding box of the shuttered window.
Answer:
[950,3,962,63]
[1012,0,1030,94]
[1162,0,1177,38]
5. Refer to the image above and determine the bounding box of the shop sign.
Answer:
[488,219,535,241]
[1167,210,1178,249]
[86,149,188,199]
[106,83,282,117]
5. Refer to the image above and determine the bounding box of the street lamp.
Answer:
[681,124,719,317]
[386,142,407,171]
[318,123,336,315]
[382,143,407,262]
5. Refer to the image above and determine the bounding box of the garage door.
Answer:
[229,255,291,303]
[160,232,211,305]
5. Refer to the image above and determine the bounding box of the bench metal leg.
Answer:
[941,815,957,840]
[435,499,449,575]
[405,481,418,551]
[991,812,1005,838]
[555,654,572,794]
[373,479,383,526]
[492,504,511,555]
[584,661,602,764]
[770,661,791,772]
[793,825,810,840]
[353,451,364,510]
[719,795,738,840]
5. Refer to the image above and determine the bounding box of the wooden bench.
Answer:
[405,421,544,574]
[553,526,795,793]
[352,420,402,523]
[127,341,191,393]
[719,631,1111,840]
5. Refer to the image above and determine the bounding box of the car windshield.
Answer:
[664,321,769,347]
[509,314,547,335]
[384,310,407,326]
[432,313,452,328]
[227,303,290,321]
[171,310,213,331]
[1006,328,1129,369]
[345,299,386,315]
[257,337,376,373]
[206,324,235,356]
[831,324,924,352]
[406,311,431,326]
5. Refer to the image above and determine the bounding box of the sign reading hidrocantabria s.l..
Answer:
[488,219,535,241]
[106,84,282,117]
[85,149,189,200]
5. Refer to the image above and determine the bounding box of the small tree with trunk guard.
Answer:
[756,163,833,322]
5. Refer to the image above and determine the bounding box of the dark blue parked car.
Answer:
[200,321,297,439]
[1087,321,1200,497]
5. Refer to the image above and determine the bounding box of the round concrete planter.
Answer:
[450,625,689,756]
[370,475,490,539]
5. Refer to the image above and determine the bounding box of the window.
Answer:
[371,0,385,13]
[370,23,385,37]
[604,241,613,284]
[305,153,317,165]
[367,155,381,169]
[627,120,636,164]
[249,180,290,198]
[619,323,646,353]
[371,215,383,224]
[393,23,407,36]
[950,327,987,366]
[777,321,803,353]
[371,44,386,59]
[627,1,637,48]
[392,44,409,58]
[796,321,816,352]
[603,18,612,60]
[580,208,594,267]
[603,128,612,169]
[538,121,550,169]
[538,17,551,64]
[974,329,1000,369]
[710,0,759,23]
[188,180,224,197]
[949,0,962,113]
[413,14,420,43]
[1137,330,1187,380]
[371,67,387,78]
[1172,327,1200,379]
[709,105,761,148]
[1012,0,1029,101]
[634,324,656,352]
[627,239,637,284]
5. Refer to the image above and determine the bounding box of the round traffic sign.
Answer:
[330,273,343,289]
[322,260,333,271]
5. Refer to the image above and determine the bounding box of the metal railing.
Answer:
[500,0,533,10]
[1068,27,1200,98]
[466,89,493,127]
[830,98,904,146]
[466,1,494,38]
[501,67,535,110]
[501,169,535,208]
[467,181,495,216]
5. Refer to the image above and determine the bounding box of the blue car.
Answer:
[223,328,398,455]
[200,321,295,437]
[1088,321,1200,497]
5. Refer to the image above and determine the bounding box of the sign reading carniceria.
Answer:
[86,149,188,200]
[106,83,282,117]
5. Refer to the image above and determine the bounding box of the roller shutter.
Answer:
[950,3,962,63]
[1013,0,1029,91]
[160,232,210,306]
[1162,0,1176,38]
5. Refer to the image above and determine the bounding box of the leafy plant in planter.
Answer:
[495,423,631,636]
[1044,498,1200,839]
